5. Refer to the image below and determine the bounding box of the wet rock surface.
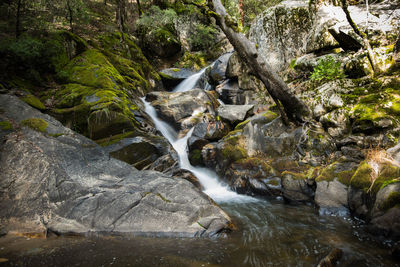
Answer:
[0,95,232,237]
[146,89,218,130]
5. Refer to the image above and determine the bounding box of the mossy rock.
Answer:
[281,171,307,180]
[175,51,209,71]
[263,110,279,122]
[350,161,374,190]
[54,83,96,108]
[51,103,91,134]
[59,49,132,91]
[350,161,400,194]
[21,118,48,133]
[234,157,274,175]
[221,143,247,162]
[21,94,46,110]
[189,149,203,166]
[316,162,356,186]
[95,131,137,147]
[374,163,400,192]
[144,27,181,58]
[88,110,136,140]
[109,140,160,170]
[381,191,400,211]
[0,121,13,131]
[234,119,250,130]
[270,159,308,175]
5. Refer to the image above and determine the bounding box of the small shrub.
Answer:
[190,24,218,51]
[136,6,177,35]
[310,56,345,84]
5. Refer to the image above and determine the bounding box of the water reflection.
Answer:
[1,198,398,266]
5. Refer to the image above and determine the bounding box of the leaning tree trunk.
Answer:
[209,0,310,124]
[340,0,381,74]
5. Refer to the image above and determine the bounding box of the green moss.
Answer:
[350,161,374,190]
[235,120,250,130]
[221,132,244,152]
[191,149,202,161]
[380,179,400,190]
[59,49,131,91]
[282,171,307,180]
[21,94,46,110]
[372,164,400,193]
[235,157,274,174]
[156,193,171,203]
[0,121,13,131]
[49,133,64,138]
[21,118,48,133]
[263,110,279,122]
[95,131,136,147]
[316,162,355,186]
[221,143,247,162]
[381,192,400,211]
[55,83,95,108]
[97,32,159,93]
[175,51,209,71]
[267,179,280,186]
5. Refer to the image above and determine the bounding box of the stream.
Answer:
[0,71,398,266]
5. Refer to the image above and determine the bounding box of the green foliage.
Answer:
[136,6,177,34]
[190,24,218,51]
[310,56,346,84]
[224,0,282,29]
[3,35,44,66]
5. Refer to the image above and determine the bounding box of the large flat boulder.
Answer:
[0,94,232,237]
[248,0,399,72]
[217,104,254,124]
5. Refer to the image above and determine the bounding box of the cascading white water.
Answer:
[172,68,206,93]
[141,96,253,203]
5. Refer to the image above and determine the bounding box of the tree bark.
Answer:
[16,0,22,38]
[239,0,244,27]
[66,0,74,33]
[209,0,310,124]
[340,0,381,74]
[116,0,126,41]
[136,0,143,17]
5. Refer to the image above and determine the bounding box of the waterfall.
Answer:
[172,68,206,93]
[142,97,252,202]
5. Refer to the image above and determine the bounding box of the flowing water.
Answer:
[173,68,207,93]
[1,70,398,266]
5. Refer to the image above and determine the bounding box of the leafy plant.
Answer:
[136,6,177,35]
[310,56,345,84]
[190,24,218,51]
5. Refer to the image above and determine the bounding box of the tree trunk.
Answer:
[116,0,126,41]
[66,0,74,33]
[136,0,143,17]
[16,0,22,38]
[340,0,381,74]
[209,0,310,124]
[239,0,244,27]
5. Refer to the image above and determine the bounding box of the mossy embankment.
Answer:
[0,29,161,141]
